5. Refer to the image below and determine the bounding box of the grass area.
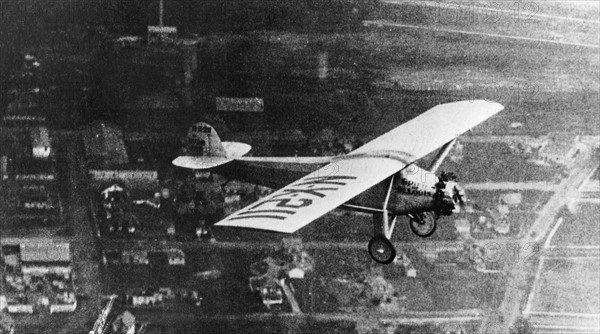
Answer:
[176,317,356,334]
[467,190,554,211]
[531,258,600,314]
[309,247,505,312]
[441,142,560,182]
[376,1,600,46]
[551,203,600,247]
[417,269,506,311]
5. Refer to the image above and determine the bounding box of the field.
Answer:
[101,242,506,317]
[550,203,600,247]
[466,190,553,210]
[530,258,600,314]
[440,142,560,183]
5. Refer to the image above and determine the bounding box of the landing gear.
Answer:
[368,235,396,264]
[408,211,438,238]
[368,176,398,264]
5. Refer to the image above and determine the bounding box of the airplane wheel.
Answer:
[409,212,437,238]
[368,235,396,264]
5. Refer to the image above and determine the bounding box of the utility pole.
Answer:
[158,0,164,26]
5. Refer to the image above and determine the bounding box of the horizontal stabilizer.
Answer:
[174,141,252,170]
[172,156,233,170]
[222,141,252,157]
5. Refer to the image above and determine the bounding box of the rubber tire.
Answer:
[409,212,438,238]
[368,235,397,264]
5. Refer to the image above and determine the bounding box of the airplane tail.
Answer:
[186,122,228,157]
[174,122,252,170]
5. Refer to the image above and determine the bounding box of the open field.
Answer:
[530,258,600,314]
[440,142,560,183]
[467,190,554,211]
[550,203,600,247]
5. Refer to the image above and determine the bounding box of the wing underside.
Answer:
[215,157,406,233]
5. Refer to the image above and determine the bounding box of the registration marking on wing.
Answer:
[226,175,357,221]
[215,157,407,233]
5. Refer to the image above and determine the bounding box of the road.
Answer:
[481,163,596,333]
[278,279,302,314]
[130,308,484,331]
[363,20,600,49]
[464,182,559,191]
[382,0,600,24]
[55,137,103,333]
[101,237,535,258]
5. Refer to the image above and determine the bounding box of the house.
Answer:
[499,193,522,207]
[0,311,15,333]
[19,242,72,278]
[147,26,178,45]
[364,275,394,304]
[454,218,471,239]
[287,268,305,279]
[248,276,283,309]
[111,310,136,334]
[30,127,51,159]
[167,249,185,266]
[538,132,582,167]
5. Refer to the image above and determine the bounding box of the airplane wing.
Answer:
[349,100,504,159]
[215,100,503,233]
[215,156,406,233]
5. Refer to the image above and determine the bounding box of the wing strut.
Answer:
[427,138,457,173]
[380,175,397,240]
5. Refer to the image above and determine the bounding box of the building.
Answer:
[0,238,76,314]
[454,218,471,239]
[166,249,185,266]
[110,310,136,334]
[248,276,283,309]
[30,127,51,159]
[499,193,522,207]
[0,312,15,333]
[538,132,583,167]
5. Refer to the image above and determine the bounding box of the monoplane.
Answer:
[173,100,503,263]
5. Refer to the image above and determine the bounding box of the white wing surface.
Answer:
[215,156,406,233]
[349,100,503,160]
[172,156,234,170]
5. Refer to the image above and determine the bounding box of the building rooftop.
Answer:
[20,242,71,263]
[539,132,580,157]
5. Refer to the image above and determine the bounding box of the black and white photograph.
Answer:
[1,0,598,333]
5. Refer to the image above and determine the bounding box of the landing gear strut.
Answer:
[368,176,398,264]
[408,211,438,238]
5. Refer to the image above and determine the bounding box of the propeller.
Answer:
[437,171,466,207]
[452,184,467,206]
[439,171,457,182]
